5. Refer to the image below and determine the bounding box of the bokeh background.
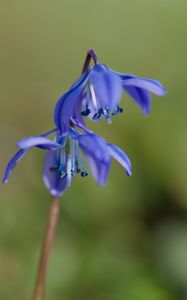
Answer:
[0,0,187,299]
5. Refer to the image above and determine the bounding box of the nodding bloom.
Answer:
[54,49,167,135]
[2,128,131,197]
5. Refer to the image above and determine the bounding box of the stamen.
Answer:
[49,165,66,178]
[106,117,112,124]
[102,107,109,115]
[60,147,65,166]
[75,141,88,177]
[58,164,67,178]
[70,138,76,173]
[66,155,72,187]
[81,88,91,116]
[92,112,101,120]
[111,108,118,116]
[111,106,123,116]
[81,170,88,177]
[81,108,90,116]
[89,83,98,112]
[59,170,67,178]
[103,107,112,124]
[75,160,80,173]
[92,108,103,120]
[117,106,123,113]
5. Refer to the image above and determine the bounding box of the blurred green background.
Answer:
[0,0,187,299]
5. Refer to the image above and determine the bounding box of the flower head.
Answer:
[54,49,167,135]
[3,127,131,197]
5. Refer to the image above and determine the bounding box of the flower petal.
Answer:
[107,143,132,176]
[2,149,27,183]
[77,133,111,185]
[123,77,167,96]
[110,69,167,114]
[42,150,68,197]
[123,85,151,115]
[17,136,60,150]
[54,70,91,135]
[89,64,123,110]
[41,128,57,137]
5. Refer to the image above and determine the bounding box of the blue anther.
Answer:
[81,170,88,177]
[81,108,91,116]
[117,106,123,113]
[92,108,103,120]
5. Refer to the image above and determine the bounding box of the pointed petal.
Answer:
[124,85,151,114]
[72,92,88,130]
[123,77,167,96]
[70,117,93,134]
[77,133,111,185]
[41,128,57,137]
[54,70,91,135]
[110,69,167,114]
[108,68,135,79]
[89,64,123,110]
[107,143,132,176]
[110,68,167,96]
[2,149,27,183]
[17,136,60,150]
[42,150,68,197]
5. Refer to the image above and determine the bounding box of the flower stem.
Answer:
[33,196,60,300]
[82,48,100,73]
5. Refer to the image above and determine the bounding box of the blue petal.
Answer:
[123,85,151,115]
[122,77,167,96]
[122,75,167,114]
[108,69,134,80]
[72,95,87,130]
[2,149,27,183]
[41,128,57,137]
[110,69,167,114]
[43,150,68,197]
[89,64,123,110]
[17,136,60,150]
[107,143,132,176]
[77,133,111,185]
[68,127,82,138]
[111,68,167,96]
[54,70,91,135]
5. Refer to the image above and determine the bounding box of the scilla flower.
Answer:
[2,127,131,197]
[54,49,167,135]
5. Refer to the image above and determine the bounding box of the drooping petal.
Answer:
[89,64,123,110]
[42,150,68,197]
[77,133,111,185]
[123,85,151,115]
[17,136,60,150]
[54,69,91,135]
[107,143,132,176]
[2,149,27,183]
[111,68,167,96]
[41,128,57,137]
[108,68,134,80]
[123,77,167,96]
[110,69,167,114]
[123,76,167,114]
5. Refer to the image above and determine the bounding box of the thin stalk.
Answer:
[33,196,60,300]
[82,48,100,73]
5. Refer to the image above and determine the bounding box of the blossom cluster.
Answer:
[3,49,166,197]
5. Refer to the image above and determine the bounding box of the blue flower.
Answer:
[54,49,167,135]
[3,128,131,197]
